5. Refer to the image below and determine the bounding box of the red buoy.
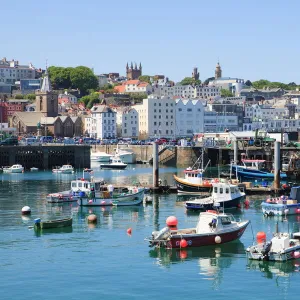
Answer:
[179,250,188,259]
[294,251,300,259]
[180,239,188,248]
[127,228,132,235]
[296,209,300,214]
[244,200,250,207]
[166,216,178,230]
[256,231,266,243]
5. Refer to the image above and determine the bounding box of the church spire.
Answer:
[126,62,129,70]
[139,62,142,70]
[41,66,52,92]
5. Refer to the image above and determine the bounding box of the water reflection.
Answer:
[149,241,245,288]
[34,226,73,237]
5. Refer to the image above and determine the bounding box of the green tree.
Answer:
[70,66,99,95]
[25,94,36,101]
[220,88,234,97]
[14,94,24,99]
[48,66,71,89]
[100,84,114,91]
[180,77,201,86]
[252,79,271,89]
[78,92,101,109]
[245,80,252,87]
[138,75,151,84]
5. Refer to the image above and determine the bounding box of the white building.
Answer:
[85,105,116,139]
[96,74,108,88]
[116,107,139,138]
[249,118,300,132]
[0,57,36,84]
[124,80,152,94]
[133,95,176,139]
[175,99,205,136]
[208,77,245,96]
[204,111,239,132]
[245,104,288,121]
[153,84,220,99]
[58,91,78,104]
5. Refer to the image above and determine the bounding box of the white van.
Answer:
[19,138,41,146]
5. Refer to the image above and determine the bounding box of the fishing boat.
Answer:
[52,164,74,174]
[91,151,113,162]
[231,159,287,179]
[100,156,127,170]
[34,217,72,229]
[77,185,145,206]
[185,182,245,210]
[46,177,105,203]
[146,210,249,249]
[174,150,213,194]
[246,223,300,261]
[262,186,300,217]
[2,164,24,173]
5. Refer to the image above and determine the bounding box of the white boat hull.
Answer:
[78,189,144,206]
[118,153,136,164]
[91,152,112,162]
[3,168,24,173]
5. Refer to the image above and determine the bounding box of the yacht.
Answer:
[91,151,113,162]
[3,164,24,173]
[115,145,136,164]
[52,165,74,174]
[100,156,127,170]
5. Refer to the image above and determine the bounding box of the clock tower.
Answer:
[35,68,58,117]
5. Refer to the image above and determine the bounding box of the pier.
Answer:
[0,145,91,169]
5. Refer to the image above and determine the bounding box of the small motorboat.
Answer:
[52,165,74,174]
[185,182,245,210]
[146,210,249,249]
[3,164,24,173]
[34,217,72,230]
[246,224,300,261]
[91,151,113,162]
[30,167,39,172]
[262,186,300,217]
[100,156,127,170]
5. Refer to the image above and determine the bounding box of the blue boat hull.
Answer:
[232,166,287,179]
[262,202,300,216]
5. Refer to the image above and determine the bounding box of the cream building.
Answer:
[116,107,138,138]
[133,95,176,139]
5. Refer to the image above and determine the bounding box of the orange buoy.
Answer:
[127,228,132,235]
[256,231,266,243]
[179,250,188,259]
[166,216,178,230]
[180,239,188,248]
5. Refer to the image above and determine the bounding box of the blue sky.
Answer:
[2,0,299,83]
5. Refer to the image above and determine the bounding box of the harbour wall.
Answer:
[0,145,91,170]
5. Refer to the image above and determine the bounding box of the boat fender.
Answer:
[59,194,63,199]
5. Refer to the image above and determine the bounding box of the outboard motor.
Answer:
[261,241,272,261]
[150,227,170,247]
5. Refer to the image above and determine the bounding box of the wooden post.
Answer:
[274,141,280,191]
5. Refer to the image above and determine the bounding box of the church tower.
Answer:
[192,67,199,81]
[215,62,222,79]
[35,68,58,117]
[126,62,142,80]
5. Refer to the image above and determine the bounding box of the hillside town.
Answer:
[1,56,300,141]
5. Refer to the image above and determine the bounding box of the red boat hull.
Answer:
[168,222,249,248]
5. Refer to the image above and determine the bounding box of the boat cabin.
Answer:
[240,159,266,170]
[196,211,237,234]
[183,168,205,184]
[109,156,125,164]
[11,164,23,170]
[71,179,102,192]
[212,182,243,201]
[61,165,73,170]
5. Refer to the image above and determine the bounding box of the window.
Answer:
[178,108,182,112]
[214,187,218,193]
[226,188,229,194]
[187,108,192,112]
[166,122,168,126]
[219,188,223,194]
[154,122,157,126]
[159,103,161,106]
[154,109,156,112]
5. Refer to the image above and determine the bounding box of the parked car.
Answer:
[0,137,18,146]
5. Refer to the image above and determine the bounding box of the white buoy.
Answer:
[215,236,221,244]
[21,206,31,215]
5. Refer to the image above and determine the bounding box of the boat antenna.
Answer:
[275,221,279,234]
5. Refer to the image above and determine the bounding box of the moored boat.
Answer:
[146,210,249,249]
[91,151,113,162]
[173,167,212,194]
[100,156,127,170]
[262,186,300,217]
[246,224,300,261]
[30,167,39,171]
[3,164,24,173]
[34,217,72,229]
[185,182,245,210]
[52,164,74,174]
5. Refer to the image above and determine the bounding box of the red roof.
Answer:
[126,80,140,85]
[114,85,126,93]
[137,82,149,87]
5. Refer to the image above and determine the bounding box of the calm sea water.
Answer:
[1,164,299,300]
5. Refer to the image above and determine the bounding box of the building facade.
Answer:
[175,99,204,136]
[126,62,142,80]
[86,105,116,139]
[0,58,36,84]
[116,107,138,138]
[133,95,176,139]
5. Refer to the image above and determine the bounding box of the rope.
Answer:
[249,220,255,243]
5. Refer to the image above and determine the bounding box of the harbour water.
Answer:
[1,164,300,300]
